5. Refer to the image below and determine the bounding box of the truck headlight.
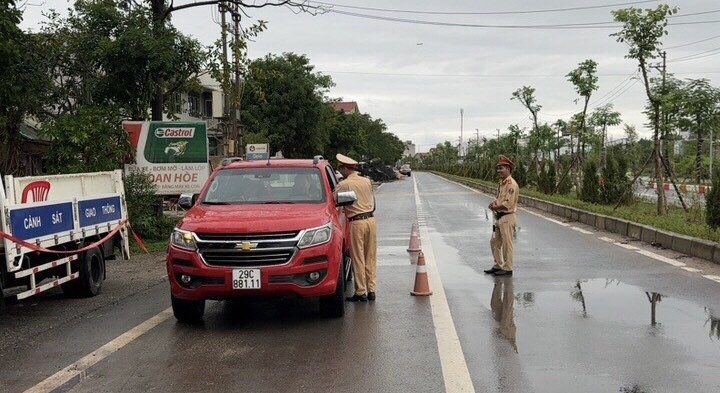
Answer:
[297,224,332,249]
[171,229,197,250]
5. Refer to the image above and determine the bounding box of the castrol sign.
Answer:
[154,128,195,138]
[123,121,210,195]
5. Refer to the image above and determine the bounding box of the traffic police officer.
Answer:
[335,154,377,302]
[485,155,519,276]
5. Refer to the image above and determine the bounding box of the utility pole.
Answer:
[232,2,242,156]
[220,2,230,155]
[460,108,464,158]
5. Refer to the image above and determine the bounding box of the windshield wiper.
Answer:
[262,201,295,204]
[202,201,231,205]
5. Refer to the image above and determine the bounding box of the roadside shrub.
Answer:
[514,161,528,187]
[601,155,632,205]
[706,171,720,229]
[124,171,166,240]
[556,162,573,195]
[580,161,600,203]
[538,161,556,194]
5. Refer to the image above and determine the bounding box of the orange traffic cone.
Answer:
[407,223,421,252]
[411,252,432,296]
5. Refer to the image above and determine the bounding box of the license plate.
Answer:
[232,269,261,289]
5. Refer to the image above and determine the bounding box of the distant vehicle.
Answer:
[167,157,357,322]
[400,164,412,176]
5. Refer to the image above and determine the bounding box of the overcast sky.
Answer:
[20,0,720,152]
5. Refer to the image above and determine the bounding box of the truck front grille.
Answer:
[199,249,295,267]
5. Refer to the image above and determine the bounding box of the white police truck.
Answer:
[0,170,130,309]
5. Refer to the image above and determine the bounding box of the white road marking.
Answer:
[571,227,593,235]
[25,308,173,393]
[413,175,475,393]
[520,208,571,226]
[703,275,720,284]
[682,267,703,273]
[636,249,687,267]
[616,243,640,251]
[599,237,615,242]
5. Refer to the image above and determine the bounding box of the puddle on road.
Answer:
[485,278,720,391]
[559,279,720,338]
[502,279,720,346]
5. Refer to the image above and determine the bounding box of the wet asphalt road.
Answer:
[2,172,720,393]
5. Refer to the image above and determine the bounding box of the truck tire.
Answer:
[320,262,345,318]
[62,247,105,297]
[171,294,205,324]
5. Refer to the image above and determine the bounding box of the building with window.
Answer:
[164,73,227,156]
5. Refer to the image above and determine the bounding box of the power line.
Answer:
[665,33,720,49]
[669,46,720,62]
[592,77,641,108]
[322,71,637,78]
[311,0,660,16]
[327,9,720,30]
[588,72,638,107]
[541,72,638,118]
[320,70,720,79]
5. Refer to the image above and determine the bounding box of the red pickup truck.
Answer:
[167,157,357,322]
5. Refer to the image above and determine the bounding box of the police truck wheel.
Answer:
[320,263,345,318]
[171,294,205,324]
[62,247,104,297]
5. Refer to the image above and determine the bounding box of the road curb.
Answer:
[436,172,720,266]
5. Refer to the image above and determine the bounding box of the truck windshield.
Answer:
[202,167,325,204]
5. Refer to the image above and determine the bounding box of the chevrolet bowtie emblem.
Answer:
[236,241,258,251]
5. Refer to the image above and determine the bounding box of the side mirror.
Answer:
[178,193,197,209]
[336,191,357,207]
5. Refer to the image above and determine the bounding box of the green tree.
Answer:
[362,118,405,165]
[39,1,207,121]
[612,4,677,215]
[567,59,599,170]
[0,1,51,174]
[590,104,622,169]
[677,79,720,184]
[43,106,130,173]
[511,86,541,165]
[120,0,321,121]
[241,53,333,157]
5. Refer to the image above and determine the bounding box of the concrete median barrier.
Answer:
[627,223,642,240]
[690,239,715,261]
[640,226,657,244]
[671,235,693,255]
[654,230,674,249]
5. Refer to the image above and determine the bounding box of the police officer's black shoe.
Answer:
[367,292,376,301]
[484,267,501,274]
[346,294,368,302]
[493,269,513,276]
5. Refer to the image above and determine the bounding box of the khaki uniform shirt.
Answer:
[493,176,519,216]
[335,172,374,217]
